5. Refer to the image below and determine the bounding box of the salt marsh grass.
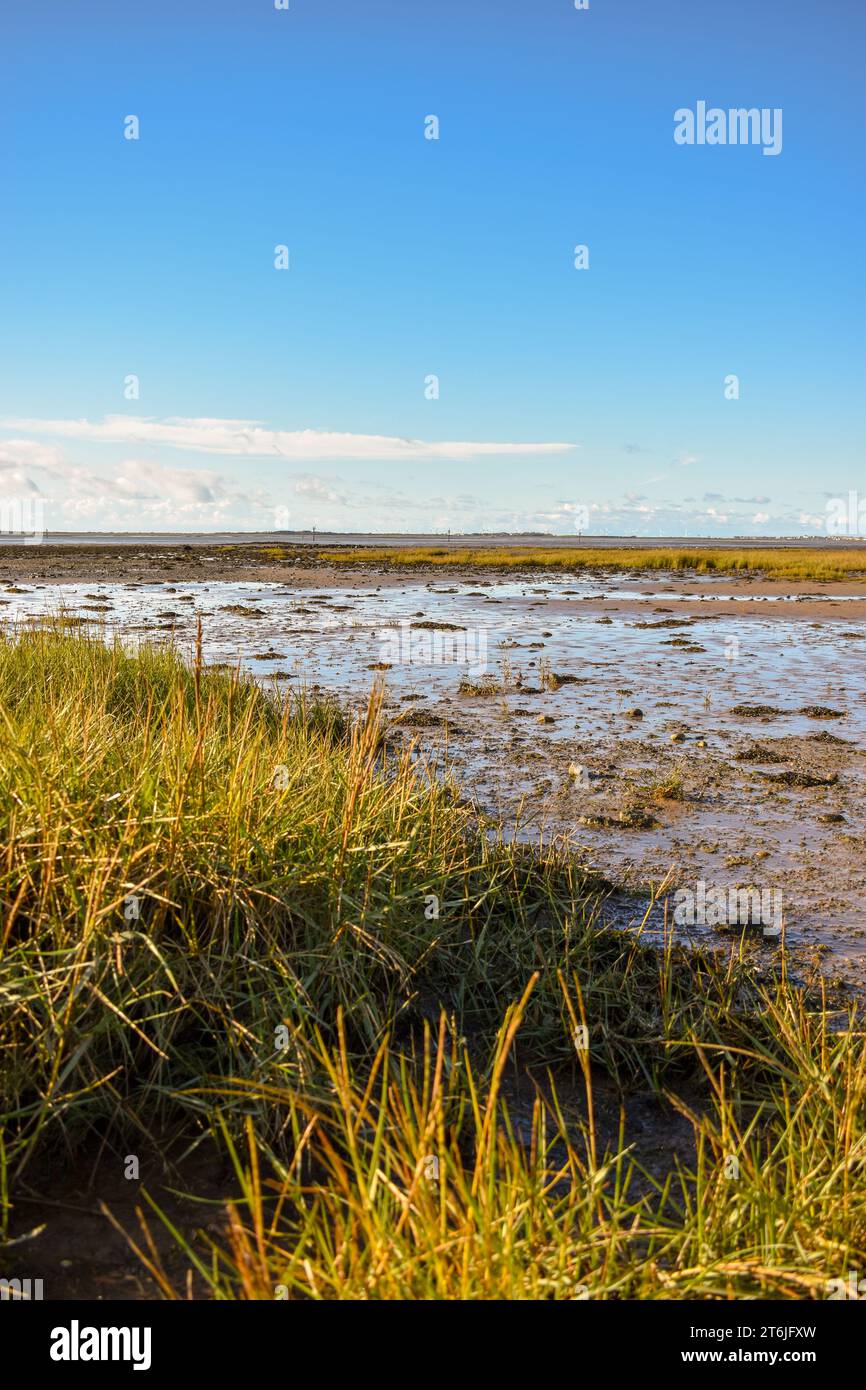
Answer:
[319,546,866,583]
[0,629,863,1299]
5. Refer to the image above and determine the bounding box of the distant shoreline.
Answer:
[4,537,866,588]
[1,531,865,551]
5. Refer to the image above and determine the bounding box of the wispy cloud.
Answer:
[291,474,347,505]
[0,438,65,484]
[3,416,577,462]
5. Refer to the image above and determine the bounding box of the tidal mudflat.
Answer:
[4,543,866,990]
[3,543,866,1303]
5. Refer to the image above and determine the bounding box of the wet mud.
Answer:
[5,555,866,991]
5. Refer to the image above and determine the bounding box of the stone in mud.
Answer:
[798,706,844,719]
[410,619,466,631]
[579,808,655,830]
[544,672,580,690]
[731,704,781,718]
[633,618,694,629]
[761,771,838,788]
[398,710,462,732]
[735,744,787,763]
[458,677,501,697]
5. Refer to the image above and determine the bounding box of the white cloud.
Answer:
[0,438,65,476]
[292,474,347,505]
[0,429,830,537]
[3,415,577,462]
[0,436,273,529]
[106,460,243,505]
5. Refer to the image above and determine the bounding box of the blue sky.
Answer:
[1,0,863,535]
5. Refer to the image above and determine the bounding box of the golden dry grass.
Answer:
[1,629,864,1299]
[317,545,866,583]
